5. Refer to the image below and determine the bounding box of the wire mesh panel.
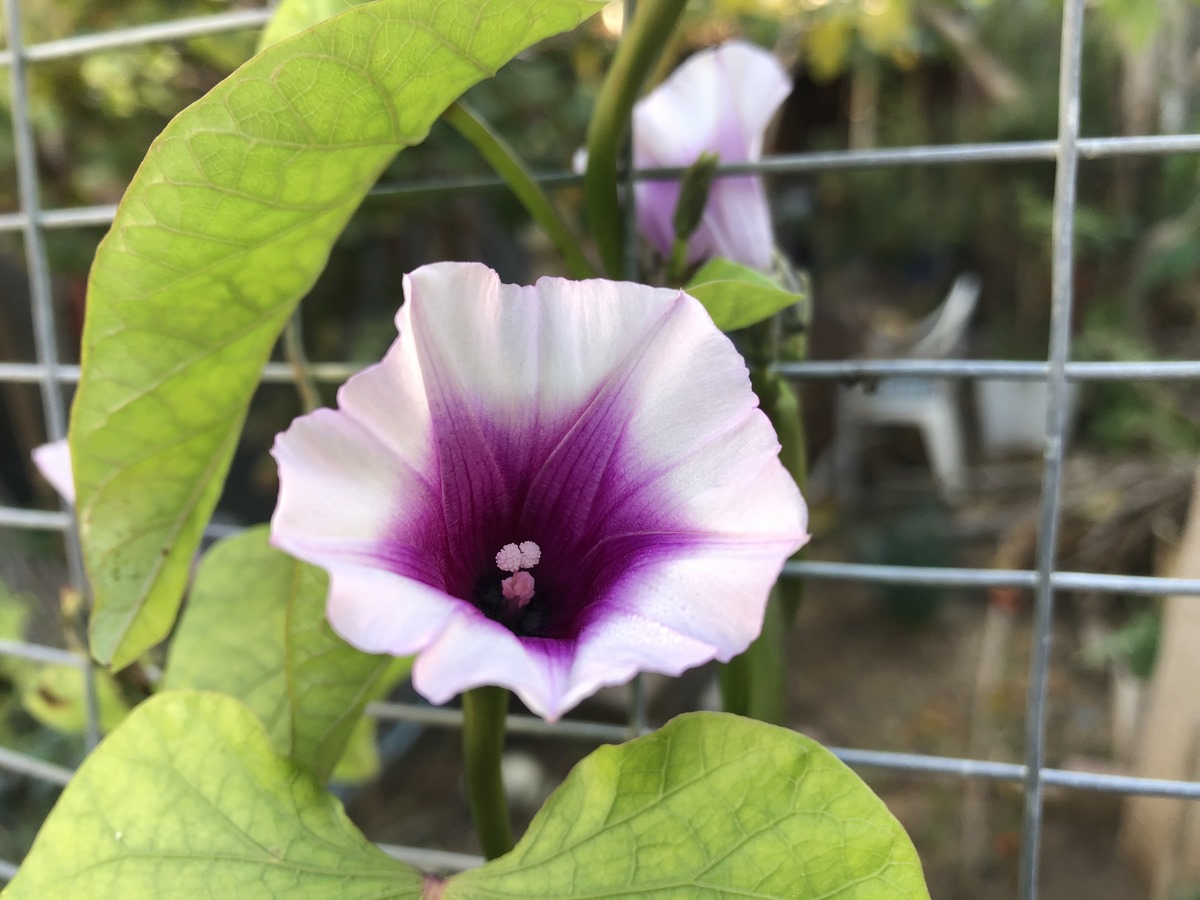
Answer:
[0,0,1197,897]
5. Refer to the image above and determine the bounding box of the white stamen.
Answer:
[501,571,536,608]
[495,543,523,573]
[496,540,542,573]
[517,540,542,568]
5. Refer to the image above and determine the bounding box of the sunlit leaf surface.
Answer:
[163,527,411,782]
[449,712,930,898]
[3,691,422,899]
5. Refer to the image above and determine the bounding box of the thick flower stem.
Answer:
[719,590,786,724]
[443,101,597,281]
[584,0,689,277]
[758,367,808,626]
[721,338,811,722]
[462,686,515,860]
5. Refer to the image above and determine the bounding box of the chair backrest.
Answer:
[902,272,982,360]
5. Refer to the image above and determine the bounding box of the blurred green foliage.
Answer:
[1083,605,1161,679]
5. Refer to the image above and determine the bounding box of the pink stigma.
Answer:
[501,571,536,609]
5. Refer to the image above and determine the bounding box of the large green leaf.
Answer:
[71,0,605,670]
[162,527,411,782]
[1,691,422,899]
[258,0,365,49]
[686,257,807,332]
[448,712,930,898]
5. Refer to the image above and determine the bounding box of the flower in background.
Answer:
[633,41,791,272]
[32,439,74,504]
[271,262,808,720]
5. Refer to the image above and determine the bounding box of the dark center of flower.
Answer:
[473,541,550,638]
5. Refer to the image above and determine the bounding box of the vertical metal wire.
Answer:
[1017,0,1086,894]
[2,0,100,751]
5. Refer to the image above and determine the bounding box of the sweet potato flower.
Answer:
[270,262,808,719]
[634,40,791,272]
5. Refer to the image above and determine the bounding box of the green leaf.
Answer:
[162,527,411,782]
[685,257,806,332]
[0,584,30,678]
[331,713,385,784]
[447,712,929,898]
[258,0,365,50]
[2,691,422,899]
[19,664,130,736]
[71,0,605,670]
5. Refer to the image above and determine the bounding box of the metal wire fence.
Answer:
[0,0,1197,897]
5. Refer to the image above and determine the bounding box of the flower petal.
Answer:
[632,40,791,269]
[325,564,459,656]
[634,41,790,167]
[32,439,75,504]
[692,176,779,272]
[525,288,808,546]
[270,402,443,590]
[411,613,571,719]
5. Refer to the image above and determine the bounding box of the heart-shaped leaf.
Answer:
[448,711,930,898]
[2,691,422,899]
[163,527,411,782]
[71,0,605,670]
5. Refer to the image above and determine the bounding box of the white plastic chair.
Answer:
[834,273,981,504]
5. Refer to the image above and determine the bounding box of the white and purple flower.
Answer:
[633,40,792,272]
[270,262,808,720]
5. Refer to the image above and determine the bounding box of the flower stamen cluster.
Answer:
[495,541,541,613]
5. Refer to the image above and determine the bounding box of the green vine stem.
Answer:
[719,589,786,723]
[462,685,515,860]
[584,0,689,277]
[720,296,811,722]
[283,312,319,414]
[444,101,596,280]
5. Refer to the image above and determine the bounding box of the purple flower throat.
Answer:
[376,395,701,645]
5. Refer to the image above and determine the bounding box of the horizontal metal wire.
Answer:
[0,203,117,232]
[0,506,71,529]
[0,8,271,66]
[785,561,1200,597]
[0,746,73,786]
[833,747,1024,781]
[378,843,482,873]
[0,638,85,667]
[368,700,635,742]
[6,133,1200,234]
[1041,768,1200,798]
[2,702,1195,801]
[2,359,1198,390]
[774,360,1200,380]
[4,509,1200,596]
[2,510,1197,596]
[0,361,364,384]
